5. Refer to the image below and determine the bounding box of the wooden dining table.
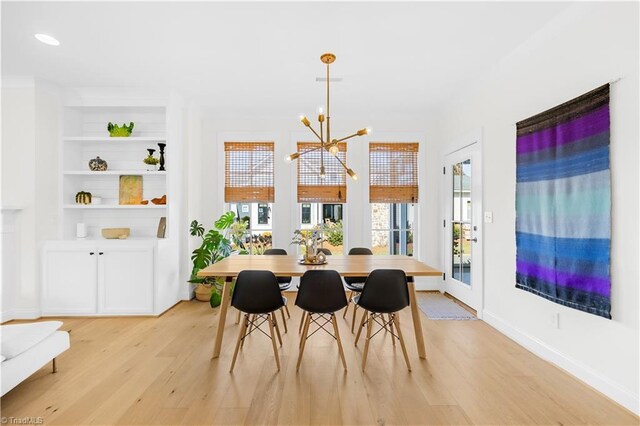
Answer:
[198,255,443,360]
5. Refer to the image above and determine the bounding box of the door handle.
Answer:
[98,252,104,255]
[471,238,478,243]
[89,252,95,255]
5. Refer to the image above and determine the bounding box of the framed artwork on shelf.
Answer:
[157,217,167,238]
[119,175,143,205]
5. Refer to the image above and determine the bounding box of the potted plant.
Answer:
[189,211,236,307]
[291,228,325,262]
[144,149,160,171]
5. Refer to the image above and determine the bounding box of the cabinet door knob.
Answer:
[89,252,95,255]
[98,252,104,255]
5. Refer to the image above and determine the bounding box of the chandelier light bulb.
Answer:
[366,127,372,134]
[300,115,311,127]
[318,107,324,114]
[284,155,292,163]
[319,166,326,179]
[328,144,339,156]
[347,169,358,181]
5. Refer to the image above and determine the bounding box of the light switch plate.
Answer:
[484,211,493,223]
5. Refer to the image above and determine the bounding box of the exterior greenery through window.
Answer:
[299,203,344,255]
[228,203,273,254]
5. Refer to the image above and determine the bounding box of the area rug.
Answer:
[417,293,477,320]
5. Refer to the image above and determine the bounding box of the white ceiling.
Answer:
[2,1,570,116]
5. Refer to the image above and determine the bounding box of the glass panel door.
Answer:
[451,159,472,285]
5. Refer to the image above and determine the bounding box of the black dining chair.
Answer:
[264,248,292,332]
[353,269,412,372]
[230,270,285,372]
[297,248,332,333]
[343,247,373,332]
[295,270,348,371]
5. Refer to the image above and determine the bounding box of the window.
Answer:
[229,203,273,255]
[369,142,419,255]
[369,142,419,203]
[371,203,414,255]
[224,141,274,254]
[297,142,347,203]
[299,203,344,254]
[224,141,274,203]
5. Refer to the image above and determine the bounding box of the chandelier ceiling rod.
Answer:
[285,52,370,181]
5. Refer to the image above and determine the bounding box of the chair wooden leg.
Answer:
[296,313,311,372]
[273,313,283,346]
[351,304,359,333]
[242,314,256,349]
[52,358,58,373]
[280,307,288,334]
[388,314,396,345]
[331,314,347,371]
[354,309,368,346]
[343,291,352,318]
[284,304,291,319]
[393,313,412,372]
[298,311,306,334]
[230,314,249,372]
[362,312,373,371]
[235,309,241,324]
[268,313,281,371]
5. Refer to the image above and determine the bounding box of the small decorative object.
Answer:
[101,228,130,239]
[141,200,149,205]
[119,175,143,205]
[291,229,326,263]
[316,251,327,264]
[151,194,167,205]
[143,149,159,171]
[157,217,167,238]
[107,122,134,137]
[76,223,87,239]
[157,143,166,171]
[75,191,92,204]
[88,156,108,171]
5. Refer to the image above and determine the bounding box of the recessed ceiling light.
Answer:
[34,34,60,46]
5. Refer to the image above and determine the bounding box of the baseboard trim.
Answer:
[483,310,639,415]
[1,308,41,323]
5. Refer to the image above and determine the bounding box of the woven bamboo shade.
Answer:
[224,142,275,202]
[369,142,419,203]
[297,142,347,203]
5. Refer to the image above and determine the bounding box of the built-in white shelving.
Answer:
[61,104,170,240]
[63,204,167,209]
[63,136,166,142]
[63,170,166,176]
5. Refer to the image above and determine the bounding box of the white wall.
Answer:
[1,78,61,320]
[435,2,639,413]
[196,115,443,289]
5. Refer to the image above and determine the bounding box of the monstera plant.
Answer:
[107,122,134,137]
[189,211,236,307]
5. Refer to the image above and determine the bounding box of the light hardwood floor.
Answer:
[1,295,637,425]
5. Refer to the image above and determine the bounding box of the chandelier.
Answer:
[285,53,370,180]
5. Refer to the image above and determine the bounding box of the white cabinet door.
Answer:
[98,245,154,314]
[42,247,98,315]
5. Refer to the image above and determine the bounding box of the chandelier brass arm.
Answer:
[285,53,370,180]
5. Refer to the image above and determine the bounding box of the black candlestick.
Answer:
[158,143,166,171]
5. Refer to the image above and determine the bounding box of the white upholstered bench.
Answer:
[0,321,70,396]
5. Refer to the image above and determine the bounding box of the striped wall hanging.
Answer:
[515,84,611,319]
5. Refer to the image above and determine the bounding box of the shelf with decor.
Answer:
[63,170,167,176]
[60,104,170,240]
[63,204,167,209]
[63,136,166,143]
